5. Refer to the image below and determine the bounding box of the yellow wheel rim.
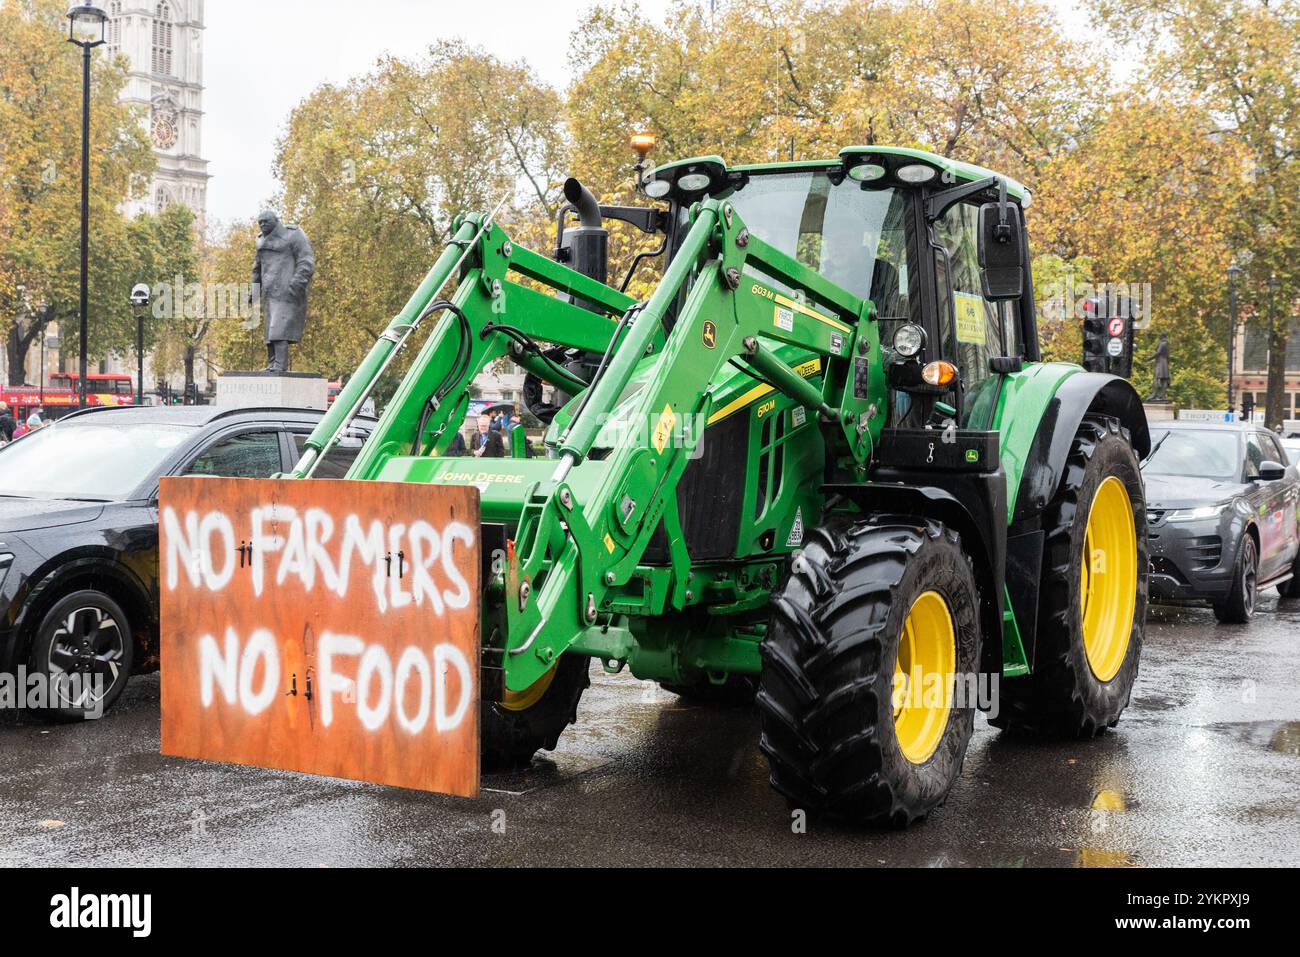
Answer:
[893,590,956,765]
[500,663,558,712]
[1080,475,1137,682]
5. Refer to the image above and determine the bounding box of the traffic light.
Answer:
[1081,293,1136,379]
[1241,392,1255,422]
[1082,298,1108,373]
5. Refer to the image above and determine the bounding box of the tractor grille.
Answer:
[1185,535,1223,569]
[643,409,749,563]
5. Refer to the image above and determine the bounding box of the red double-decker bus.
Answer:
[1,373,134,424]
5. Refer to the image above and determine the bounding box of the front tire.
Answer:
[481,654,590,770]
[992,415,1145,737]
[1214,535,1258,623]
[758,518,981,826]
[28,590,134,721]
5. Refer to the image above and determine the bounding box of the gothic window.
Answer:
[152,2,174,76]
[106,1,121,54]
[156,186,173,212]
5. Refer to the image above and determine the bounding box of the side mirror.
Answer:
[977,201,1025,301]
[1258,460,1287,481]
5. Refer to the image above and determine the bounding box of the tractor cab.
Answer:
[640,147,1036,429]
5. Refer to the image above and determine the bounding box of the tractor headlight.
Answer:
[677,172,711,192]
[892,323,925,358]
[896,163,938,184]
[1168,503,1230,522]
[848,162,887,183]
[644,178,671,199]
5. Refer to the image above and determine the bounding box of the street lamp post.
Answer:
[36,302,50,402]
[1268,274,1280,426]
[130,284,151,405]
[1228,263,1242,417]
[66,3,107,410]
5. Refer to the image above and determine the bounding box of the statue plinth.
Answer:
[1143,400,1176,422]
[216,371,329,411]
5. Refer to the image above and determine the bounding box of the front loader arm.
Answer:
[500,199,883,691]
[290,199,885,694]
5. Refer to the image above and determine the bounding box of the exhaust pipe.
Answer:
[564,177,603,228]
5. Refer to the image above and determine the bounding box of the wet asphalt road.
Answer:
[1,597,1298,867]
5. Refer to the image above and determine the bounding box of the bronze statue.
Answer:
[250,210,315,373]
[1150,332,1171,401]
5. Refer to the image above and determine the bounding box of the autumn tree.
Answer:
[215,42,568,380]
[1093,0,1300,421]
[568,0,1100,292]
[1032,93,1248,406]
[129,204,216,396]
[0,0,154,385]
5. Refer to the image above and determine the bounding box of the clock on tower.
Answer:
[151,110,178,150]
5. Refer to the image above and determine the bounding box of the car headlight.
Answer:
[1168,503,1230,522]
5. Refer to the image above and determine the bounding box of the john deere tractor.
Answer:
[289,144,1149,825]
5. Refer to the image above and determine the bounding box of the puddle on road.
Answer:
[1090,789,1128,812]
[1208,720,1300,756]
[1268,722,1300,756]
[480,751,614,796]
[1077,847,1138,867]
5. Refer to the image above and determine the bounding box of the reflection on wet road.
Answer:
[2,596,1298,866]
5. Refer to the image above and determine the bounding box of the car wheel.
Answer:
[1277,544,1300,598]
[28,590,134,720]
[1213,536,1257,624]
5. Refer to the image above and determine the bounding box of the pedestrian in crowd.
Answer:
[471,413,505,458]
[447,430,467,456]
[0,402,15,445]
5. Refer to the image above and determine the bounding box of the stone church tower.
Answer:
[108,1,210,228]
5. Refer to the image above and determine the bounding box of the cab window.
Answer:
[933,201,1022,407]
[724,170,914,342]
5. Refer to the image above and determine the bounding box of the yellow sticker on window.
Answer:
[954,292,986,345]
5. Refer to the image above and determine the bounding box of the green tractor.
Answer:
[289,144,1149,825]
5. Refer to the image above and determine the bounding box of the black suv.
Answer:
[1143,421,1300,622]
[0,406,372,718]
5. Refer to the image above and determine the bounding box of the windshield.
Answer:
[1143,429,1241,482]
[724,170,912,322]
[0,421,194,500]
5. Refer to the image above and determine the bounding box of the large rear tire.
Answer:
[481,654,590,770]
[991,415,1145,737]
[758,517,981,826]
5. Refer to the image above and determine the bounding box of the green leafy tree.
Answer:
[0,0,154,385]
[215,42,568,381]
[1093,0,1300,420]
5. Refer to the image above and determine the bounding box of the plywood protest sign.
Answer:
[158,477,480,797]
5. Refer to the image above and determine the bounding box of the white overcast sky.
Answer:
[203,0,1094,230]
